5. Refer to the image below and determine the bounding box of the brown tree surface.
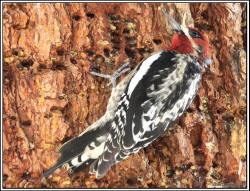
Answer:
[2,2,246,188]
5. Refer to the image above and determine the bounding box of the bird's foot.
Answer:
[89,61,131,88]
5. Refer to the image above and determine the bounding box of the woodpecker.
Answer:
[41,10,212,179]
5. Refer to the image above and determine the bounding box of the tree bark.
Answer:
[2,2,246,188]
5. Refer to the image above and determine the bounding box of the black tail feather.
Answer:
[41,121,111,179]
[40,162,63,179]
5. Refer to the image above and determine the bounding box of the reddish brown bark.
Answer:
[2,2,246,188]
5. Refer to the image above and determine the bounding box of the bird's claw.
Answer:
[89,62,131,88]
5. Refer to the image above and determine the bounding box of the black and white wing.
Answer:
[90,50,202,178]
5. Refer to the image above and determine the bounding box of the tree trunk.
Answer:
[2,2,246,188]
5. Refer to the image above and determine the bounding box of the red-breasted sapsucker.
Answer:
[41,10,212,179]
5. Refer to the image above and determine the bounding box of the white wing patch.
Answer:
[127,52,162,97]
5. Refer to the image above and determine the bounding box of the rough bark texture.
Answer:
[2,2,246,188]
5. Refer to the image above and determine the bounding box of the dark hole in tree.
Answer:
[222,115,234,123]
[16,64,24,70]
[10,116,16,120]
[20,59,34,69]
[95,55,105,65]
[201,11,208,20]
[50,106,64,113]
[182,163,192,170]
[70,58,77,65]
[86,50,94,57]
[111,34,121,44]
[123,28,130,34]
[3,174,8,181]
[56,49,64,56]
[44,113,52,119]
[73,15,81,21]
[38,64,47,71]
[21,173,30,179]
[127,178,136,185]
[138,48,146,56]
[125,47,136,59]
[166,169,175,178]
[186,108,194,113]
[241,155,246,162]
[51,61,66,70]
[212,161,218,168]
[22,120,31,126]
[90,65,100,73]
[12,50,19,56]
[217,109,222,114]
[153,39,162,45]
[86,13,95,18]
[125,36,136,43]
[108,14,120,21]
[104,48,110,57]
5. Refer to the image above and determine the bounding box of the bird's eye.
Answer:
[188,29,204,40]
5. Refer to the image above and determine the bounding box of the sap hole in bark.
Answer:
[21,172,31,179]
[240,155,246,162]
[16,63,24,70]
[166,169,175,178]
[210,171,222,180]
[12,50,19,56]
[3,174,8,181]
[125,36,137,46]
[19,59,34,69]
[127,178,137,185]
[201,10,208,20]
[104,48,110,57]
[50,106,64,113]
[110,32,121,44]
[153,39,162,45]
[51,61,66,70]
[44,113,52,119]
[37,64,47,71]
[187,108,194,113]
[86,13,95,18]
[70,58,77,65]
[22,120,31,126]
[110,47,120,56]
[10,116,17,120]
[72,15,81,21]
[125,47,136,59]
[56,48,64,56]
[86,50,94,57]
[212,161,218,168]
[239,109,246,116]
[217,109,222,114]
[95,55,105,65]
[138,48,145,56]
[90,65,100,73]
[181,163,192,171]
[108,14,121,22]
[123,28,130,34]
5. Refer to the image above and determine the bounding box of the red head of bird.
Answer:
[162,10,212,67]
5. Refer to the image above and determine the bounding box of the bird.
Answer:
[41,9,212,179]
